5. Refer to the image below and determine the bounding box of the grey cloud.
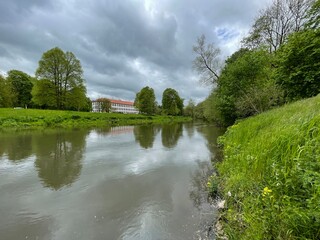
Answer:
[0,0,272,103]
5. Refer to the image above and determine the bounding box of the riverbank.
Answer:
[213,95,320,239]
[0,108,191,129]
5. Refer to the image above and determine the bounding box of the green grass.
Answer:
[0,108,191,129]
[215,95,320,239]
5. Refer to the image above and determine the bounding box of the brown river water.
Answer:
[0,123,224,240]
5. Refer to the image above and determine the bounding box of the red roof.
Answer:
[109,99,134,106]
[92,98,135,106]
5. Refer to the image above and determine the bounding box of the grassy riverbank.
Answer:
[214,95,320,239]
[0,108,191,129]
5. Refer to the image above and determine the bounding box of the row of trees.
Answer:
[193,0,320,126]
[0,47,91,111]
[134,86,184,115]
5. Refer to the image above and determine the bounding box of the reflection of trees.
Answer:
[0,131,33,161]
[189,125,226,208]
[189,160,213,209]
[133,125,159,149]
[196,125,226,162]
[34,129,88,190]
[161,123,183,148]
[184,122,195,138]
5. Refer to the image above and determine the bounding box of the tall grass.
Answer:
[0,109,191,129]
[216,95,320,239]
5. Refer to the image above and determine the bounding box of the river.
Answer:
[0,123,224,240]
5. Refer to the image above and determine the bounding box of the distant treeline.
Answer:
[0,47,92,111]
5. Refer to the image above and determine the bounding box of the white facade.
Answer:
[92,99,139,114]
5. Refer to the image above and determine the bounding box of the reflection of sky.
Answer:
[0,125,216,240]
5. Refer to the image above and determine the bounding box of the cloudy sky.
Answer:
[0,0,271,103]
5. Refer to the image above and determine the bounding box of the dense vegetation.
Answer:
[213,95,320,239]
[0,108,191,129]
[193,0,320,126]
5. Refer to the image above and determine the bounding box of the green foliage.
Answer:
[183,99,196,117]
[35,47,86,110]
[275,29,320,101]
[205,48,283,126]
[206,174,219,197]
[217,95,320,239]
[65,85,88,111]
[306,0,320,29]
[162,88,184,116]
[134,86,156,115]
[0,74,15,108]
[0,108,191,129]
[7,70,33,108]
[32,79,57,108]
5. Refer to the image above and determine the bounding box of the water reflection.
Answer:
[161,123,183,148]
[34,129,88,190]
[133,125,159,149]
[189,160,213,210]
[0,131,33,161]
[196,124,226,161]
[184,122,195,138]
[95,126,135,137]
[0,123,224,240]
[0,214,54,240]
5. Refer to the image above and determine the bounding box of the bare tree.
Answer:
[193,34,221,85]
[243,0,314,52]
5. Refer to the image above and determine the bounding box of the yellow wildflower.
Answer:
[262,187,272,197]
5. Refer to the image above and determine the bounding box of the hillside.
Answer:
[216,95,320,239]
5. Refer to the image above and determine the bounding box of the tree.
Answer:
[162,88,184,116]
[134,86,156,115]
[95,98,111,112]
[184,99,196,118]
[306,0,320,29]
[275,29,320,100]
[66,85,89,111]
[193,34,221,85]
[35,47,86,110]
[243,0,314,52]
[32,79,57,109]
[7,70,33,108]
[0,74,15,108]
[205,48,283,125]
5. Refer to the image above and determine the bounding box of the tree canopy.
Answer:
[35,47,87,110]
[275,29,320,100]
[134,86,156,115]
[0,74,15,108]
[7,70,33,108]
[162,88,184,116]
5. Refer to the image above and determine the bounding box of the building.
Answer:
[92,99,139,114]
